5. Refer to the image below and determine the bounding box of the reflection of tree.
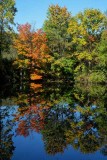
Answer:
[15,82,74,138]
[14,82,107,155]
[42,120,67,155]
[66,83,107,154]
[0,104,16,160]
[42,103,72,155]
[1,82,107,158]
[14,82,74,155]
[80,133,101,153]
[101,145,107,156]
[16,105,48,137]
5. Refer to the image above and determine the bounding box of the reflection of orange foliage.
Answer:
[30,118,44,132]
[30,74,42,80]
[30,105,45,120]
[17,120,29,137]
[15,104,49,136]
[30,83,42,89]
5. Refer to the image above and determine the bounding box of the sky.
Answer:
[15,0,107,30]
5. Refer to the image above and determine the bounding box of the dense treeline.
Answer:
[0,0,17,83]
[0,0,107,84]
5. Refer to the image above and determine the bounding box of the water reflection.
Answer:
[0,82,107,159]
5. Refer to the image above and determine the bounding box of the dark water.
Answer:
[0,82,107,160]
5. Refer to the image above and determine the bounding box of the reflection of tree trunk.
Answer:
[20,68,23,90]
[56,108,58,121]
[28,89,32,106]
[61,111,64,122]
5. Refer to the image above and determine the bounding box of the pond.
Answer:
[0,82,107,160]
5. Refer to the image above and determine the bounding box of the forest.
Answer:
[0,1,107,160]
[0,0,107,84]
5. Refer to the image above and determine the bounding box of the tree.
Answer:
[43,5,76,79]
[43,4,71,57]
[14,23,50,80]
[68,9,106,50]
[68,9,107,82]
[0,0,17,55]
[97,30,107,82]
[0,0,17,83]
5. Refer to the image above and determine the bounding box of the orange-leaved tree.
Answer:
[14,23,50,80]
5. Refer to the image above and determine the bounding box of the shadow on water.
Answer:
[0,82,107,160]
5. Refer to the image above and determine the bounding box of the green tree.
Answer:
[43,4,71,57]
[0,0,17,55]
[97,30,107,81]
[43,5,75,79]
[68,9,106,83]
[0,0,17,83]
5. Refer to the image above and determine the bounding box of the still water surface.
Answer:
[0,82,107,160]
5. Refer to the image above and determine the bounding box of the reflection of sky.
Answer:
[1,105,18,125]
[1,105,19,136]
[84,127,100,138]
[12,131,107,160]
[1,102,107,160]
[74,103,98,122]
[74,111,81,121]
[91,105,97,110]
[50,102,70,121]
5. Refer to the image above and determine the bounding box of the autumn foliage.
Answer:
[14,23,50,80]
